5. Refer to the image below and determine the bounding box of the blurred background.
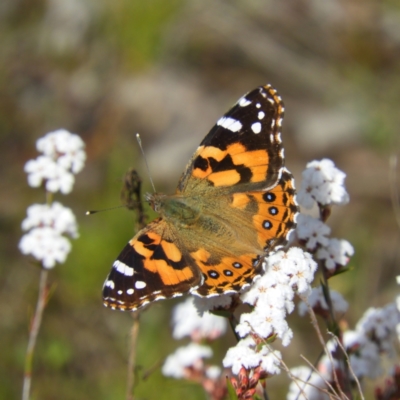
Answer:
[1,0,400,398]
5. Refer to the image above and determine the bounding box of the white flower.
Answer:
[297,159,349,209]
[19,227,72,268]
[44,164,75,194]
[236,248,316,348]
[19,202,78,268]
[25,129,86,194]
[205,365,221,380]
[162,343,212,379]
[21,202,78,238]
[298,286,348,317]
[172,297,227,341]
[259,347,282,375]
[283,248,318,294]
[287,366,330,400]
[296,214,331,250]
[192,293,232,314]
[356,303,400,348]
[316,238,354,270]
[223,337,261,375]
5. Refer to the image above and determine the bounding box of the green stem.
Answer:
[22,268,48,400]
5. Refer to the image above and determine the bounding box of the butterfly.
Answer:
[103,84,298,311]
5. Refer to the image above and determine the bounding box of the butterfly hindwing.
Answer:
[103,219,203,310]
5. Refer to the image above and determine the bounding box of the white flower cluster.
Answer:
[288,300,400,399]
[297,159,349,209]
[298,286,349,317]
[24,129,86,194]
[223,248,317,376]
[295,161,354,272]
[20,130,84,268]
[162,297,225,380]
[171,297,227,341]
[19,202,79,268]
[162,343,214,379]
[287,365,330,400]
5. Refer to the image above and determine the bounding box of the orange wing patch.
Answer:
[192,143,271,187]
[251,170,298,250]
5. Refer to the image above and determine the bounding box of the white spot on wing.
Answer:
[114,260,134,276]
[238,97,251,107]
[127,288,134,295]
[117,290,123,295]
[256,103,261,108]
[251,122,262,134]
[258,111,265,120]
[217,117,242,132]
[105,280,115,289]
[267,97,275,105]
[135,281,147,289]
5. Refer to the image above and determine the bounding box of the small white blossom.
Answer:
[298,286,348,317]
[297,159,349,209]
[162,343,212,379]
[296,214,331,250]
[356,303,400,354]
[36,129,86,172]
[259,347,282,375]
[192,293,232,314]
[21,202,78,238]
[25,129,86,194]
[287,366,330,400]
[172,297,227,341]
[19,227,71,268]
[19,203,78,268]
[205,365,221,380]
[316,238,354,270]
[223,337,262,375]
[236,248,316,349]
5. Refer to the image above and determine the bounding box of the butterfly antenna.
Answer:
[136,133,156,193]
[86,205,128,215]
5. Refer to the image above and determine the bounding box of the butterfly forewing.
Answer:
[177,84,285,194]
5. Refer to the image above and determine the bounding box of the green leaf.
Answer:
[226,376,239,400]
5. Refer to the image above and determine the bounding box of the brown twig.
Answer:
[122,168,147,400]
[22,268,49,400]
[300,294,349,400]
[126,312,141,400]
[328,333,364,400]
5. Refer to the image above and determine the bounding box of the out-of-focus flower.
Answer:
[171,297,227,341]
[316,238,354,271]
[298,286,349,317]
[162,343,213,379]
[287,366,330,400]
[19,202,78,269]
[297,159,349,209]
[24,129,86,194]
[296,214,331,250]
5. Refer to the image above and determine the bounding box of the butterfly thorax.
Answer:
[146,192,200,227]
